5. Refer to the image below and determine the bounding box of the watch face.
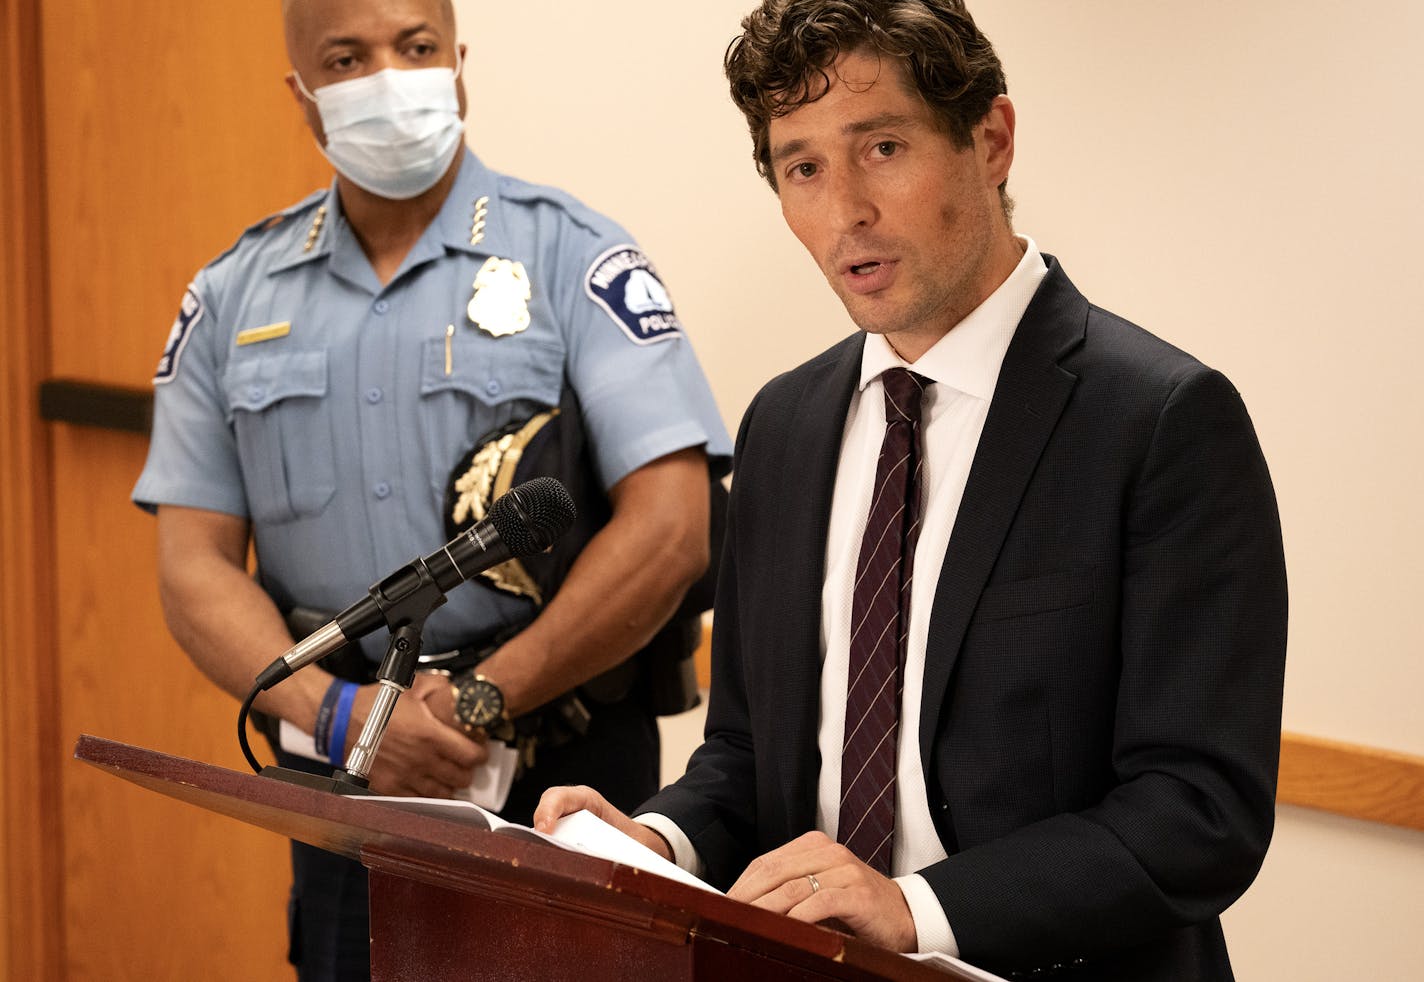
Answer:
[455,676,504,729]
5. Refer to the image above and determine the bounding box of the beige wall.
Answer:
[459,1,1424,977]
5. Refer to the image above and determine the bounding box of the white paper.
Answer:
[277,719,519,812]
[541,809,720,894]
[366,797,720,895]
[904,951,1010,980]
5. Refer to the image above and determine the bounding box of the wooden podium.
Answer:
[75,735,979,981]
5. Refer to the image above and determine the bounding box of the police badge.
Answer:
[467,256,531,337]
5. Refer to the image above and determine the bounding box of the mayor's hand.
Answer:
[728,831,916,953]
[533,785,673,861]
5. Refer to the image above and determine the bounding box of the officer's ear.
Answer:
[285,71,328,147]
[454,43,468,120]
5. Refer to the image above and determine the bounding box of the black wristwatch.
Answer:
[451,672,514,741]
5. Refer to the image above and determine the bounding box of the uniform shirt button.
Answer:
[246,385,265,402]
[485,379,501,396]
[365,387,383,404]
[373,481,391,499]
[373,299,390,314]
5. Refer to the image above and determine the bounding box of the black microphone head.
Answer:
[487,477,576,556]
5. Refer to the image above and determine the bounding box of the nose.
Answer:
[826,167,877,233]
[370,49,402,73]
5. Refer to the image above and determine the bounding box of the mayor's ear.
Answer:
[977,94,1016,192]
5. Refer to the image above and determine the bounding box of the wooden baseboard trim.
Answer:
[1278,731,1424,833]
[696,626,1424,833]
[694,621,712,691]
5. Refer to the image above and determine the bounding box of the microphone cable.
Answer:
[238,682,263,774]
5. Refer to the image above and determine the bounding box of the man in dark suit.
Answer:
[536,2,1287,978]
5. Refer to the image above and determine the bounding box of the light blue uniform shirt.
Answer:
[134,149,731,659]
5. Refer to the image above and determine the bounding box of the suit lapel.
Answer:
[772,335,863,834]
[918,259,1088,763]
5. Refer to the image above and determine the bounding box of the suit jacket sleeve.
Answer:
[635,387,766,884]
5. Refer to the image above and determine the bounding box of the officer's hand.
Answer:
[413,669,459,729]
[533,785,673,862]
[346,674,487,797]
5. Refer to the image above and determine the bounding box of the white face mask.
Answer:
[294,54,464,200]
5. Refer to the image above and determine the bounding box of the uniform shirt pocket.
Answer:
[418,333,564,497]
[223,350,336,524]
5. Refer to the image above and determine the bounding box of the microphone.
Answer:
[254,476,575,691]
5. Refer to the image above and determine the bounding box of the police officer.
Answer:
[132,1,731,979]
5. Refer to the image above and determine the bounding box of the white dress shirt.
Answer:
[818,238,1048,954]
[642,237,1049,957]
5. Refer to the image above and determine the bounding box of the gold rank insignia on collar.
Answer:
[467,256,531,337]
[303,205,327,253]
[469,195,489,246]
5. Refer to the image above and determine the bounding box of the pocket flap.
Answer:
[421,335,563,406]
[975,568,1094,621]
[224,350,329,413]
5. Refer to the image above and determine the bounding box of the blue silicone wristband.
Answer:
[312,677,345,758]
[327,683,358,769]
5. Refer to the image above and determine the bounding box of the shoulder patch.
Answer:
[153,284,204,384]
[584,246,683,345]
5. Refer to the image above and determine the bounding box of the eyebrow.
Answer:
[769,112,921,165]
[318,23,441,52]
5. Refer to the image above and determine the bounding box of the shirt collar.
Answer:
[429,147,511,257]
[859,235,1049,401]
[266,147,512,281]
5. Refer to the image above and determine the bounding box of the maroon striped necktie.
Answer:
[838,367,929,875]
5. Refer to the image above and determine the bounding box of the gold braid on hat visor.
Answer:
[449,408,560,605]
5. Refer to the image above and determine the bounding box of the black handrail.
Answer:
[38,378,152,434]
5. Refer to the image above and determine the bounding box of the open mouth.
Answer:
[840,256,895,294]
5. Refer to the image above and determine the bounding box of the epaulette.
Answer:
[496,175,622,241]
[204,188,329,270]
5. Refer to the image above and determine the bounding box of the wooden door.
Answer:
[4,1,331,978]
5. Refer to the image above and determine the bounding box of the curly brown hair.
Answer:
[725,0,1008,192]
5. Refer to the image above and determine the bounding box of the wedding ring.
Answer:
[807,873,821,894]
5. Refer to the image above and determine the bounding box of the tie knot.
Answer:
[881,368,927,426]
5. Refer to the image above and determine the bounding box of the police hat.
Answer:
[443,391,612,610]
